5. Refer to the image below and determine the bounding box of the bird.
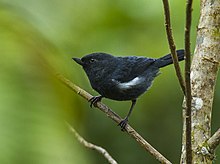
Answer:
[72,50,184,131]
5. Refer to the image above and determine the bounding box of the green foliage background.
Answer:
[0,0,219,163]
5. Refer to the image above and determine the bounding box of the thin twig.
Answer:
[184,0,193,163]
[66,122,118,164]
[162,0,186,94]
[207,128,220,153]
[56,73,172,164]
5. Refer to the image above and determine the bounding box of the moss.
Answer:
[211,28,220,38]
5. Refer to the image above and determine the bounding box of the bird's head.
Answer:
[73,52,115,68]
[72,52,116,76]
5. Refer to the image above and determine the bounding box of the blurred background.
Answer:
[0,0,220,163]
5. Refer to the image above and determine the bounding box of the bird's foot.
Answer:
[88,95,103,108]
[118,118,128,131]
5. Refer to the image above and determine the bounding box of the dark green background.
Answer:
[0,0,219,163]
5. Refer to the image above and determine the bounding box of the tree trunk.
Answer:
[181,0,220,163]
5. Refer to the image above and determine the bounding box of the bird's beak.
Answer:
[72,57,83,66]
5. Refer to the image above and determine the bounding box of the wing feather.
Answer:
[112,56,156,82]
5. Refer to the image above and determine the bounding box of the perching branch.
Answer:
[184,0,193,163]
[66,122,118,164]
[162,0,185,94]
[208,128,220,153]
[56,73,172,164]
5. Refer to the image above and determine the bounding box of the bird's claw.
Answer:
[88,96,102,108]
[118,118,128,131]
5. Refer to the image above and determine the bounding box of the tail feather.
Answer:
[154,49,185,68]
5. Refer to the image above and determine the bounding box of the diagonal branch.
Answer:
[56,73,172,164]
[66,122,118,164]
[162,0,186,94]
[207,128,220,153]
[184,0,193,163]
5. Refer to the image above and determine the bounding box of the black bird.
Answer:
[73,50,184,130]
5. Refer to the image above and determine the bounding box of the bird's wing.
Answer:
[112,56,156,83]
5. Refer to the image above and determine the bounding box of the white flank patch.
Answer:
[112,77,143,89]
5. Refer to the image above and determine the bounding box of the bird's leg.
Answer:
[88,95,103,108]
[118,99,137,131]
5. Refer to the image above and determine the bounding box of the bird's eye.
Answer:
[90,59,96,63]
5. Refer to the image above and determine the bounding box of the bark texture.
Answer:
[181,0,220,163]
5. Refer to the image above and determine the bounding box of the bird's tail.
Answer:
[154,49,185,68]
